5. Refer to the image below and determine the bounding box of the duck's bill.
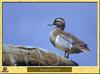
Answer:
[48,24,54,26]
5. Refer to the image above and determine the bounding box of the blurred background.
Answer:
[3,3,97,66]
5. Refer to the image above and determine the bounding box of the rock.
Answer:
[3,44,78,66]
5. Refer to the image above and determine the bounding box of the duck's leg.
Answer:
[66,53,69,58]
[64,51,69,59]
[64,51,67,57]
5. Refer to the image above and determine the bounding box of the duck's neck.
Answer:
[57,26,64,30]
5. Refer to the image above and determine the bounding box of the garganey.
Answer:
[49,18,90,59]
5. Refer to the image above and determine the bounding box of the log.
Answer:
[3,44,78,66]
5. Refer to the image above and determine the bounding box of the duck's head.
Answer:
[48,18,66,30]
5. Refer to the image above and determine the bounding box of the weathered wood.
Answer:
[3,44,78,66]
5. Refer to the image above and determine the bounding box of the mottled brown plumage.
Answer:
[49,18,90,58]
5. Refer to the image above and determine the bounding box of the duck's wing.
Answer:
[62,32,90,52]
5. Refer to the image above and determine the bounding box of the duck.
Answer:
[49,17,90,59]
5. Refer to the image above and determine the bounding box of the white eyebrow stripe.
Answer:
[56,19,65,23]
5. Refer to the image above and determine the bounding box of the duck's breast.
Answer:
[55,34,71,51]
